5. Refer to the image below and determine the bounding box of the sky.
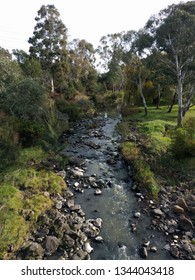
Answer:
[0,0,189,53]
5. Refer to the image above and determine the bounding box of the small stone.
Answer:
[55,201,63,210]
[170,246,180,258]
[173,205,185,214]
[84,242,93,253]
[94,189,102,195]
[139,247,148,258]
[134,212,141,218]
[150,246,157,253]
[152,208,164,216]
[95,236,104,242]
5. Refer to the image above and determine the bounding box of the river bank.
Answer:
[119,106,195,259]
[4,109,195,260]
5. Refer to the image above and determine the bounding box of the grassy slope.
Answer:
[119,105,195,198]
[0,147,67,259]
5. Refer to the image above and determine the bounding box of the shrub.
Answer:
[171,117,195,158]
[19,120,45,147]
[0,115,20,169]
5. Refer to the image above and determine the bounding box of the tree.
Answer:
[68,39,98,94]
[96,31,136,92]
[125,55,149,116]
[145,2,195,126]
[13,49,44,80]
[28,5,68,93]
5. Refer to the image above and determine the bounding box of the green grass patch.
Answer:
[120,142,160,198]
[0,146,67,259]
[119,105,195,195]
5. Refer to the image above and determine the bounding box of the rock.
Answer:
[55,201,63,210]
[130,223,137,232]
[36,228,49,239]
[72,249,88,260]
[170,246,180,258]
[178,215,194,231]
[152,208,164,216]
[94,218,103,228]
[64,189,74,199]
[190,206,195,214]
[150,246,157,253]
[131,184,138,191]
[173,205,185,214]
[25,242,44,259]
[70,204,81,212]
[175,198,188,211]
[62,235,75,249]
[71,168,84,177]
[142,240,150,247]
[139,247,148,258]
[84,242,93,253]
[56,170,66,179]
[134,212,141,218]
[164,244,170,251]
[94,236,104,242]
[74,182,80,188]
[66,198,75,208]
[94,189,102,195]
[43,236,60,256]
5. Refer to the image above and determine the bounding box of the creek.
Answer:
[64,110,171,260]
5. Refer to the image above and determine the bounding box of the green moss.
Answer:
[24,194,53,222]
[0,185,29,259]
[120,142,160,198]
[0,146,67,259]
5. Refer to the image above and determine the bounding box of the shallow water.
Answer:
[64,111,170,260]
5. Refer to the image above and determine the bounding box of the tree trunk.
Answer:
[168,91,177,113]
[177,74,183,127]
[157,84,161,109]
[138,73,148,116]
[183,91,194,117]
[51,77,54,94]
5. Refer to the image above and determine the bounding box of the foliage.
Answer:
[171,117,195,158]
[120,142,160,198]
[0,114,20,170]
[28,4,68,92]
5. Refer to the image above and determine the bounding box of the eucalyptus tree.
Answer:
[125,55,149,116]
[144,1,195,126]
[96,31,136,91]
[68,39,98,94]
[28,5,69,93]
[13,49,43,80]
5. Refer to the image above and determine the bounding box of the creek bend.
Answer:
[64,111,170,260]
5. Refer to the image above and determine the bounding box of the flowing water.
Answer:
[64,111,170,260]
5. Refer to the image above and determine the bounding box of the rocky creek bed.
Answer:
[16,111,195,260]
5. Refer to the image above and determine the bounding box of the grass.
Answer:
[120,105,195,197]
[0,146,67,259]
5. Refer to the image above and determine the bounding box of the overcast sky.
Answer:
[0,0,189,53]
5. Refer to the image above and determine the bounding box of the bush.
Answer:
[171,117,195,158]
[0,115,20,169]
[19,120,45,147]
[56,99,82,121]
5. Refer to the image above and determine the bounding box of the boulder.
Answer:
[173,205,185,214]
[175,198,188,211]
[43,236,60,256]
[25,242,44,259]
[178,215,194,231]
